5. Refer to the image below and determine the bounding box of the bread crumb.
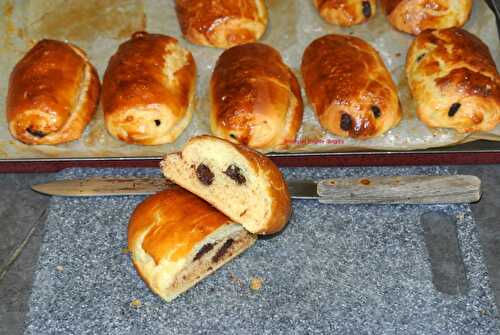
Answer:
[229,272,244,288]
[395,52,401,57]
[130,299,142,308]
[456,213,465,221]
[250,277,263,291]
[121,247,130,254]
[56,265,64,272]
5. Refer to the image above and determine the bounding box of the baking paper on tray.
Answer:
[0,0,499,158]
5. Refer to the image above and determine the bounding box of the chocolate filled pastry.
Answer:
[210,43,303,150]
[6,39,100,145]
[161,135,291,235]
[406,28,500,133]
[102,32,196,145]
[128,188,256,302]
[175,0,268,48]
[380,0,472,35]
[312,0,376,26]
[301,34,402,139]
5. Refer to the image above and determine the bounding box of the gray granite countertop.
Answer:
[2,165,500,334]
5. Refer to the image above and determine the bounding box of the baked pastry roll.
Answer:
[161,135,291,235]
[175,0,268,48]
[380,0,472,35]
[103,32,196,145]
[406,28,500,133]
[210,43,303,150]
[301,34,402,139]
[7,39,100,145]
[128,188,256,302]
[312,0,376,26]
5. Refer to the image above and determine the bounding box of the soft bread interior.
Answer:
[162,139,274,234]
[131,222,255,302]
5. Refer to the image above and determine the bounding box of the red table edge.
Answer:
[1,151,499,173]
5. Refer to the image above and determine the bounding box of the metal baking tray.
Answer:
[0,0,499,172]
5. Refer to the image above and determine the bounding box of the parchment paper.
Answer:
[0,0,498,158]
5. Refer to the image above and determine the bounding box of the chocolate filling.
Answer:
[448,103,461,117]
[154,119,161,126]
[212,239,234,263]
[340,113,352,131]
[193,243,214,261]
[223,165,246,184]
[26,127,46,138]
[371,105,381,118]
[196,164,214,185]
[362,1,371,18]
[229,133,237,139]
[416,53,426,62]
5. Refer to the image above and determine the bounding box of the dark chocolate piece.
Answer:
[212,239,234,263]
[223,165,246,184]
[448,103,461,117]
[154,119,161,126]
[416,53,426,62]
[362,1,371,18]
[193,243,214,261]
[371,105,381,118]
[340,113,352,131]
[26,127,46,138]
[196,164,214,185]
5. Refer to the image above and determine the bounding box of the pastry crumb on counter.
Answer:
[130,299,142,308]
[249,277,263,291]
[55,265,64,272]
[229,272,244,288]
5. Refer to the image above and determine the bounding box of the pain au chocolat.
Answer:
[128,188,256,301]
[102,32,196,145]
[380,0,472,35]
[210,43,303,150]
[175,0,268,48]
[406,28,500,133]
[161,135,291,235]
[301,34,401,139]
[312,0,376,27]
[7,39,100,145]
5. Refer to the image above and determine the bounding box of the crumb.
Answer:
[479,309,488,316]
[250,277,263,291]
[130,299,142,308]
[395,52,401,57]
[56,265,64,272]
[121,247,130,254]
[229,272,244,288]
[456,213,465,221]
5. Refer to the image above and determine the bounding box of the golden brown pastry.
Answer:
[210,43,303,150]
[102,32,196,145]
[128,188,256,302]
[406,28,500,133]
[6,39,100,145]
[161,135,291,235]
[380,0,472,35]
[301,34,402,139]
[175,0,268,48]
[313,0,376,26]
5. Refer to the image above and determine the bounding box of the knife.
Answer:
[31,175,481,204]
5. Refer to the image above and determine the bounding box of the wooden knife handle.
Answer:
[317,175,481,204]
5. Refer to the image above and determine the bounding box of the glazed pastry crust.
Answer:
[7,39,100,145]
[161,135,291,235]
[210,43,303,150]
[175,0,268,48]
[103,32,196,145]
[128,188,256,302]
[406,28,500,133]
[313,0,376,26]
[380,0,472,35]
[301,34,401,139]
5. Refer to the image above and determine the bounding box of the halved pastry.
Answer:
[128,188,256,302]
[210,43,303,150]
[7,39,100,145]
[102,32,196,145]
[161,135,291,235]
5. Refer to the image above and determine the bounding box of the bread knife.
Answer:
[31,175,481,204]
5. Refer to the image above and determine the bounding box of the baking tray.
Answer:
[24,167,498,334]
[0,0,499,172]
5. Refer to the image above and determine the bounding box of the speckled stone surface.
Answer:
[24,167,498,335]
